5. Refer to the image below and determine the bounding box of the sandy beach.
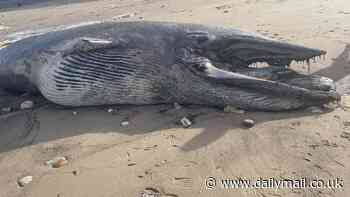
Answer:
[0,0,350,196]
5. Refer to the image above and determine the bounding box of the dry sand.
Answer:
[0,0,350,196]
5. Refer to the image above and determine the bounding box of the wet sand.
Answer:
[0,0,350,196]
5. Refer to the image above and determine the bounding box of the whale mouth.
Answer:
[191,36,340,110]
[245,53,326,69]
[207,34,327,71]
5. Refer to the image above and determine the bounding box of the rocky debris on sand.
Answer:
[321,139,338,147]
[180,117,192,128]
[307,106,323,113]
[121,120,129,127]
[344,121,350,127]
[140,187,161,197]
[72,170,79,176]
[113,13,135,20]
[215,4,231,10]
[17,176,33,187]
[45,156,68,168]
[224,106,245,114]
[242,119,255,128]
[128,163,137,166]
[338,11,350,14]
[20,100,34,110]
[340,132,350,141]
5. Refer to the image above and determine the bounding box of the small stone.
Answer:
[340,132,350,141]
[113,13,135,20]
[72,111,78,115]
[224,106,245,114]
[180,117,192,128]
[140,188,160,197]
[20,100,34,110]
[215,4,231,10]
[307,106,323,113]
[242,119,255,128]
[72,170,79,176]
[121,121,129,127]
[107,108,114,113]
[45,156,68,168]
[18,176,33,187]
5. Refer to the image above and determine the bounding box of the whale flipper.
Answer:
[187,56,339,103]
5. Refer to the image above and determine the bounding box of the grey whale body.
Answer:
[0,21,339,111]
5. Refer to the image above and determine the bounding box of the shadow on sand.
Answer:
[314,44,350,82]
[0,100,331,154]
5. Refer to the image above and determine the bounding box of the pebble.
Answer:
[180,117,192,128]
[107,108,114,113]
[224,106,245,114]
[45,156,68,168]
[113,13,135,20]
[17,176,33,187]
[140,188,161,197]
[72,111,78,115]
[20,100,34,110]
[340,132,350,141]
[344,121,350,127]
[121,121,129,127]
[72,170,79,176]
[242,119,255,128]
